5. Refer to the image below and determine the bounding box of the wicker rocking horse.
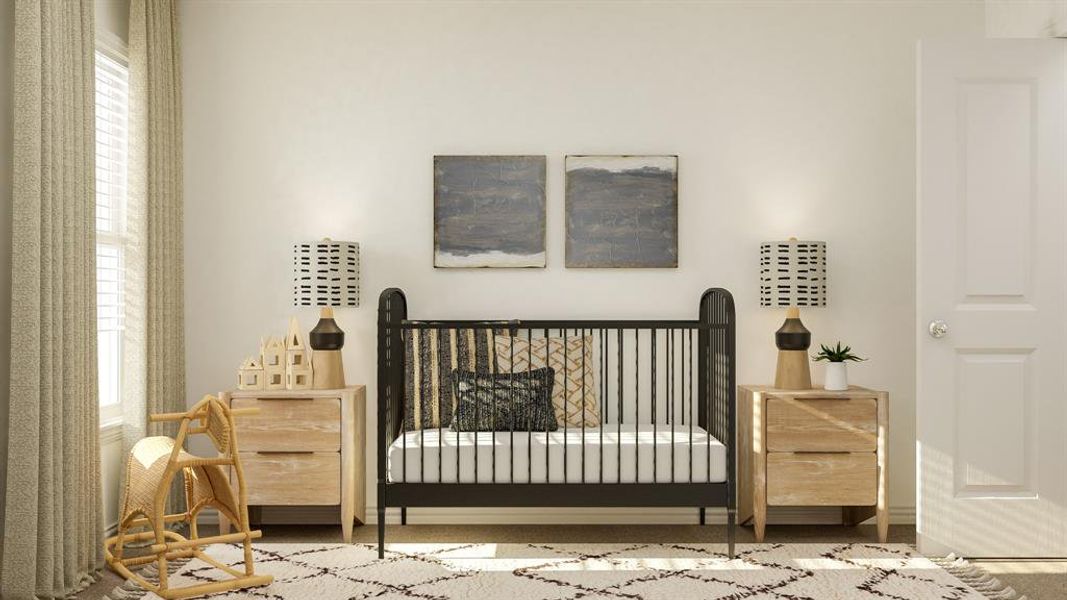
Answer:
[104,395,273,598]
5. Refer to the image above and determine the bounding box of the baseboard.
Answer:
[194,505,916,526]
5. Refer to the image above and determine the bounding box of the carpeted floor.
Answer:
[80,524,1065,599]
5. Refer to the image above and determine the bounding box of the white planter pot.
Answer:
[824,362,849,391]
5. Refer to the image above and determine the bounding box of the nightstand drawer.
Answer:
[240,452,341,505]
[766,397,877,452]
[766,452,876,506]
[231,397,341,452]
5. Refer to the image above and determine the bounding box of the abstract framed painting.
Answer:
[565,155,678,268]
[434,155,547,268]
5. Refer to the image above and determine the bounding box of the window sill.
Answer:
[100,419,123,444]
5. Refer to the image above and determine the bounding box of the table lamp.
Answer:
[293,239,360,390]
[760,238,827,390]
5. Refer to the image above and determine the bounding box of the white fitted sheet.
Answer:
[387,424,726,484]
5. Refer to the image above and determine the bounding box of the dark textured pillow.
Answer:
[450,367,557,432]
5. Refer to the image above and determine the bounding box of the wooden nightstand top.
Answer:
[228,385,366,399]
[739,385,885,399]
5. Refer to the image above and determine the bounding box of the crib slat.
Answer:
[438,330,447,485]
[401,326,405,480]
[634,329,639,481]
[528,329,533,485]
[652,328,657,484]
[509,329,515,484]
[581,329,587,485]
[563,328,568,483]
[688,329,693,484]
[455,361,460,483]
[670,328,675,483]
[599,329,605,484]
[478,348,482,482]
[617,329,623,484]
[544,328,550,482]
[492,340,497,484]
[709,301,715,484]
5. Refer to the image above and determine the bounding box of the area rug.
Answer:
[106,542,1024,600]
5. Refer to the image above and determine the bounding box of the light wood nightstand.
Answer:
[738,385,888,542]
[217,386,366,542]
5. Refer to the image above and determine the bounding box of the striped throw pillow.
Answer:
[403,328,495,430]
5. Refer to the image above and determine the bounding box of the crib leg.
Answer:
[699,507,706,525]
[401,507,407,525]
[377,506,386,559]
[727,508,736,559]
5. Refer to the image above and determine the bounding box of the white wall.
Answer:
[986,0,1067,37]
[182,0,984,521]
[96,0,130,44]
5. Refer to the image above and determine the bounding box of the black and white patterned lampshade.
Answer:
[760,240,827,308]
[293,240,360,308]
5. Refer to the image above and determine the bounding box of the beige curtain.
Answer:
[124,0,186,515]
[2,1,103,598]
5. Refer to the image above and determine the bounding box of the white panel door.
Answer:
[918,39,1066,558]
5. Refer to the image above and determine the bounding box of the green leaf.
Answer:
[812,340,866,363]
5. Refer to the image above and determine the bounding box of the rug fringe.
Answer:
[103,558,192,600]
[931,553,1027,600]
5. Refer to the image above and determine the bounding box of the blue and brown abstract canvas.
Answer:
[565,155,678,268]
[434,155,546,268]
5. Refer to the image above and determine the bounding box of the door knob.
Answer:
[928,320,949,338]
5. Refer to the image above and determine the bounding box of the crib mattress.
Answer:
[387,424,726,484]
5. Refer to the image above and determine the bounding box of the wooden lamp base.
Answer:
[774,350,812,390]
[312,349,345,390]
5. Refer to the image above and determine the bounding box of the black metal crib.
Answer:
[376,288,736,558]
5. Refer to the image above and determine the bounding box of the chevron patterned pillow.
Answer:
[494,335,600,428]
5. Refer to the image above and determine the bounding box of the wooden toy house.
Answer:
[261,336,287,390]
[285,317,313,389]
[237,357,265,390]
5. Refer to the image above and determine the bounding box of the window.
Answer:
[95,46,129,425]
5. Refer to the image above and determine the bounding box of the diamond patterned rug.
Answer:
[113,542,1020,600]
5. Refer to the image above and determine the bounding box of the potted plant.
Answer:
[812,342,866,391]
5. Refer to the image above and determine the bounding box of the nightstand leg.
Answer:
[754,502,766,542]
[341,390,356,544]
[876,505,889,543]
[342,498,354,543]
[400,507,407,525]
[876,391,889,543]
[699,507,705,525]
